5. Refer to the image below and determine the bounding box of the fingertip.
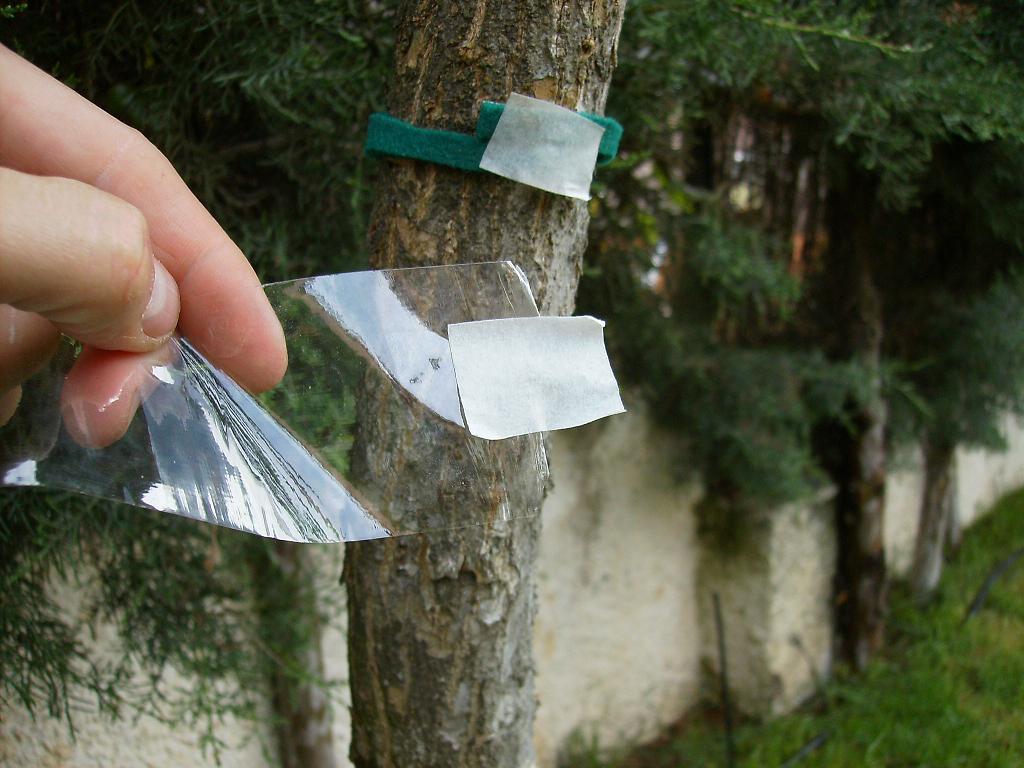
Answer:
[61,350,137,448]
[227,280,288,392]
[193,312,288,394]
[248,316,289,393]
[61,393,126,449]
[60,346,169,448]
[0,386,21,427]
[177,251,288,393]
[141,259,181,341]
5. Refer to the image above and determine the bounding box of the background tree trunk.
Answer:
[829,172,889,671]
[344,2,626,767]
[846,258,888,670]
[266,543,338,768]
[910,437,956,603]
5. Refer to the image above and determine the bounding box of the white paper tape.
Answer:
[479,93,606,201]
[447,315,626,440]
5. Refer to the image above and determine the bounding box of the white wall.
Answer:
[533,413,701,766]
[698,493,836,718]
[885,443,927,578]
[884,415,1024,579]
[956,414,1024,528]
[0,673,270,768]
[0,571,272,768]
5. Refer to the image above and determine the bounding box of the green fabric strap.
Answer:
[364,101,622,172]
[365,112,486,171]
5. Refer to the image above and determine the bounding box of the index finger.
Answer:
[0,45,287,392]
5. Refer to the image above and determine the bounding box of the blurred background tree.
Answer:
[578,0,1024,667]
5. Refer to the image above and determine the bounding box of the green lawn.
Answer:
[569,489,1024,768]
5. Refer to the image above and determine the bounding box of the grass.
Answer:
[567,489,1024,768]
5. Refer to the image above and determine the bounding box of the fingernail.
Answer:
[62,397,95,447]
[142,260,180,339]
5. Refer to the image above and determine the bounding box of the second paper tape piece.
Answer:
[448,315,626,441]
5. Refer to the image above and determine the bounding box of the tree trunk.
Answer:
[256,542,338,768]
[945,460,963,553]
[845,252,888,670]
[344,3,626,767]
[830,173,889,671]
[847,266,887,670]
[910,437,955,603]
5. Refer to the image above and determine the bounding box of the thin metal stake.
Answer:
[963,546,1024,624]
[713,592,737,768]
[780,729,832,768]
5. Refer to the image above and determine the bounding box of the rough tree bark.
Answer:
[946,474,963,552]
[910,437,956,603]
[266,542,337,768]
[848,263,888,671]
[830,173,889,671]
[344,2,626,767]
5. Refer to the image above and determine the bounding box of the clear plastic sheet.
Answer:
[0,262,548,542]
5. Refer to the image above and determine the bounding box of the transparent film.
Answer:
[0,262,549,542]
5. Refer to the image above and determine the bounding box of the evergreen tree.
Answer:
[883,142,1024,601]
[579,0,1024,665]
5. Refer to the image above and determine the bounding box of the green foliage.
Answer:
[891,269,1024,450]
[2,493,231,751]
[613,0,1024,207]
[565,489,1024,767]
[0,2,26,20]
[582,0,1024,514]
[1,487,345,757]
[871,134,1024,451]
[684,215,801,329]
[666,345,854,504]
[1,494,119,727]
[582,218,867,506]
[259,294,364,474]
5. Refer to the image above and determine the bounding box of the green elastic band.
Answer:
[364,101,622,172]
[365,112,487,172]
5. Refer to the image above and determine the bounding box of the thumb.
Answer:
[0,167,179,350]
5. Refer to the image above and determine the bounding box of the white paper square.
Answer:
[479,93,606,200]
[447,316,625,440]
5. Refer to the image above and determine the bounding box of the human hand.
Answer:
[0,45,287,446]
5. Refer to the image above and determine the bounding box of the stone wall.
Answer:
[4,411,1024,767]
[533,415,701,765]
[697,491,836,718]
[0,568,271,768]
